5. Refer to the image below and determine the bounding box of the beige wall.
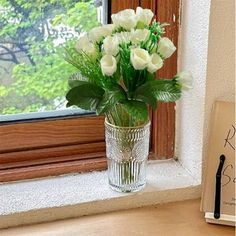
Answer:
[203,0,235,164]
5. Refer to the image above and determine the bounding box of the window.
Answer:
[0,0,104,121]
[0,0,180,182]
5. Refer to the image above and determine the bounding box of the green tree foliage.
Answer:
[0,0,99,115]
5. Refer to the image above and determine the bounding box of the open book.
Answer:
[201,101,235,226]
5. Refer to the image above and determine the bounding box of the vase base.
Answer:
[109,181,146,193]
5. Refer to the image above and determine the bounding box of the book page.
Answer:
[201,101,235,218]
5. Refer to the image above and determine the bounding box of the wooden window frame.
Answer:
[0,0,180,182]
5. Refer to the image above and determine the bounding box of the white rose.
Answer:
[136,7,154,26]
[176,71,193,90]
[75,35,90,50]
[147,53,163,73]
[111,9,137,30]
[157,37,176,59]
[103,24,115,32]
[130,29,150,44]
[103,36,119,56]
[100,55,117,76]
[130,48,150,70]
[75,35,97,58]
[89,25,113,43]
[114,32,131,44]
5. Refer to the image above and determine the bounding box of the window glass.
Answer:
[0,0,103,120]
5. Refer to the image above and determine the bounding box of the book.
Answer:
[201,101,235,226]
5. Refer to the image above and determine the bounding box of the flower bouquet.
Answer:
[65,7,192,192]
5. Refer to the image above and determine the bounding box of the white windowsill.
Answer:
[0,159,201,229]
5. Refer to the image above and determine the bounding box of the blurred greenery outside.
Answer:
[0,0,100,115]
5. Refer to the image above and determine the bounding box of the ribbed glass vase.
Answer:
[105,119,151,193]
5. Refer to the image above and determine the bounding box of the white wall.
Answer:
[177,0,235,181]
[176,0,211,181]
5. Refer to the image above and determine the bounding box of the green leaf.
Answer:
[134,80,181,108]
[122,100,148,123]
[66,82,104,111]
[97,84,127,115]
[119,44,135,92]
[68,72,88,88]
[64,47,104,87]
[134,92,157,109]
[147,72,155,81]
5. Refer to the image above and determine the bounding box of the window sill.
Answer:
[1,200,234,236]
[0,159,201,229]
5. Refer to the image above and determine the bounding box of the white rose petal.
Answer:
[103,36,119,56]
[130,48,150,70]
[114,32,131,44]
[103,24,115,33]
[100,55,117,76]
[75,35,97,58]
[89,25,113,43]
[75,35,90,50]
[84,44,97,58]
[147,53,163,73]
[176,71,193,90]
[131,29,150,44]
[111,9,137,30]
[136,7,154,26]
[88,27,102,43]
[111,14,119,27]
[157,37,176,59]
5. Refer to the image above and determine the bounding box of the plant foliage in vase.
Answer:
[65,7,193,127]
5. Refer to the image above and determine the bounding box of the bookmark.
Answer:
[214,154,226,219]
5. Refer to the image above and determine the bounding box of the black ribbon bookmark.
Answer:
[214,154,226,219]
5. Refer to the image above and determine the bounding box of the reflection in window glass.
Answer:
[0,0,101,117]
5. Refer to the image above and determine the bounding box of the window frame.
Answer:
[0,0,180,182]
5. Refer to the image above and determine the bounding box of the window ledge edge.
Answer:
[0,159,201,229]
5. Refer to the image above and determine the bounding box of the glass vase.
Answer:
[105,119,151,193]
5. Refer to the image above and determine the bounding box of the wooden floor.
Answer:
[0,199,234,236]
